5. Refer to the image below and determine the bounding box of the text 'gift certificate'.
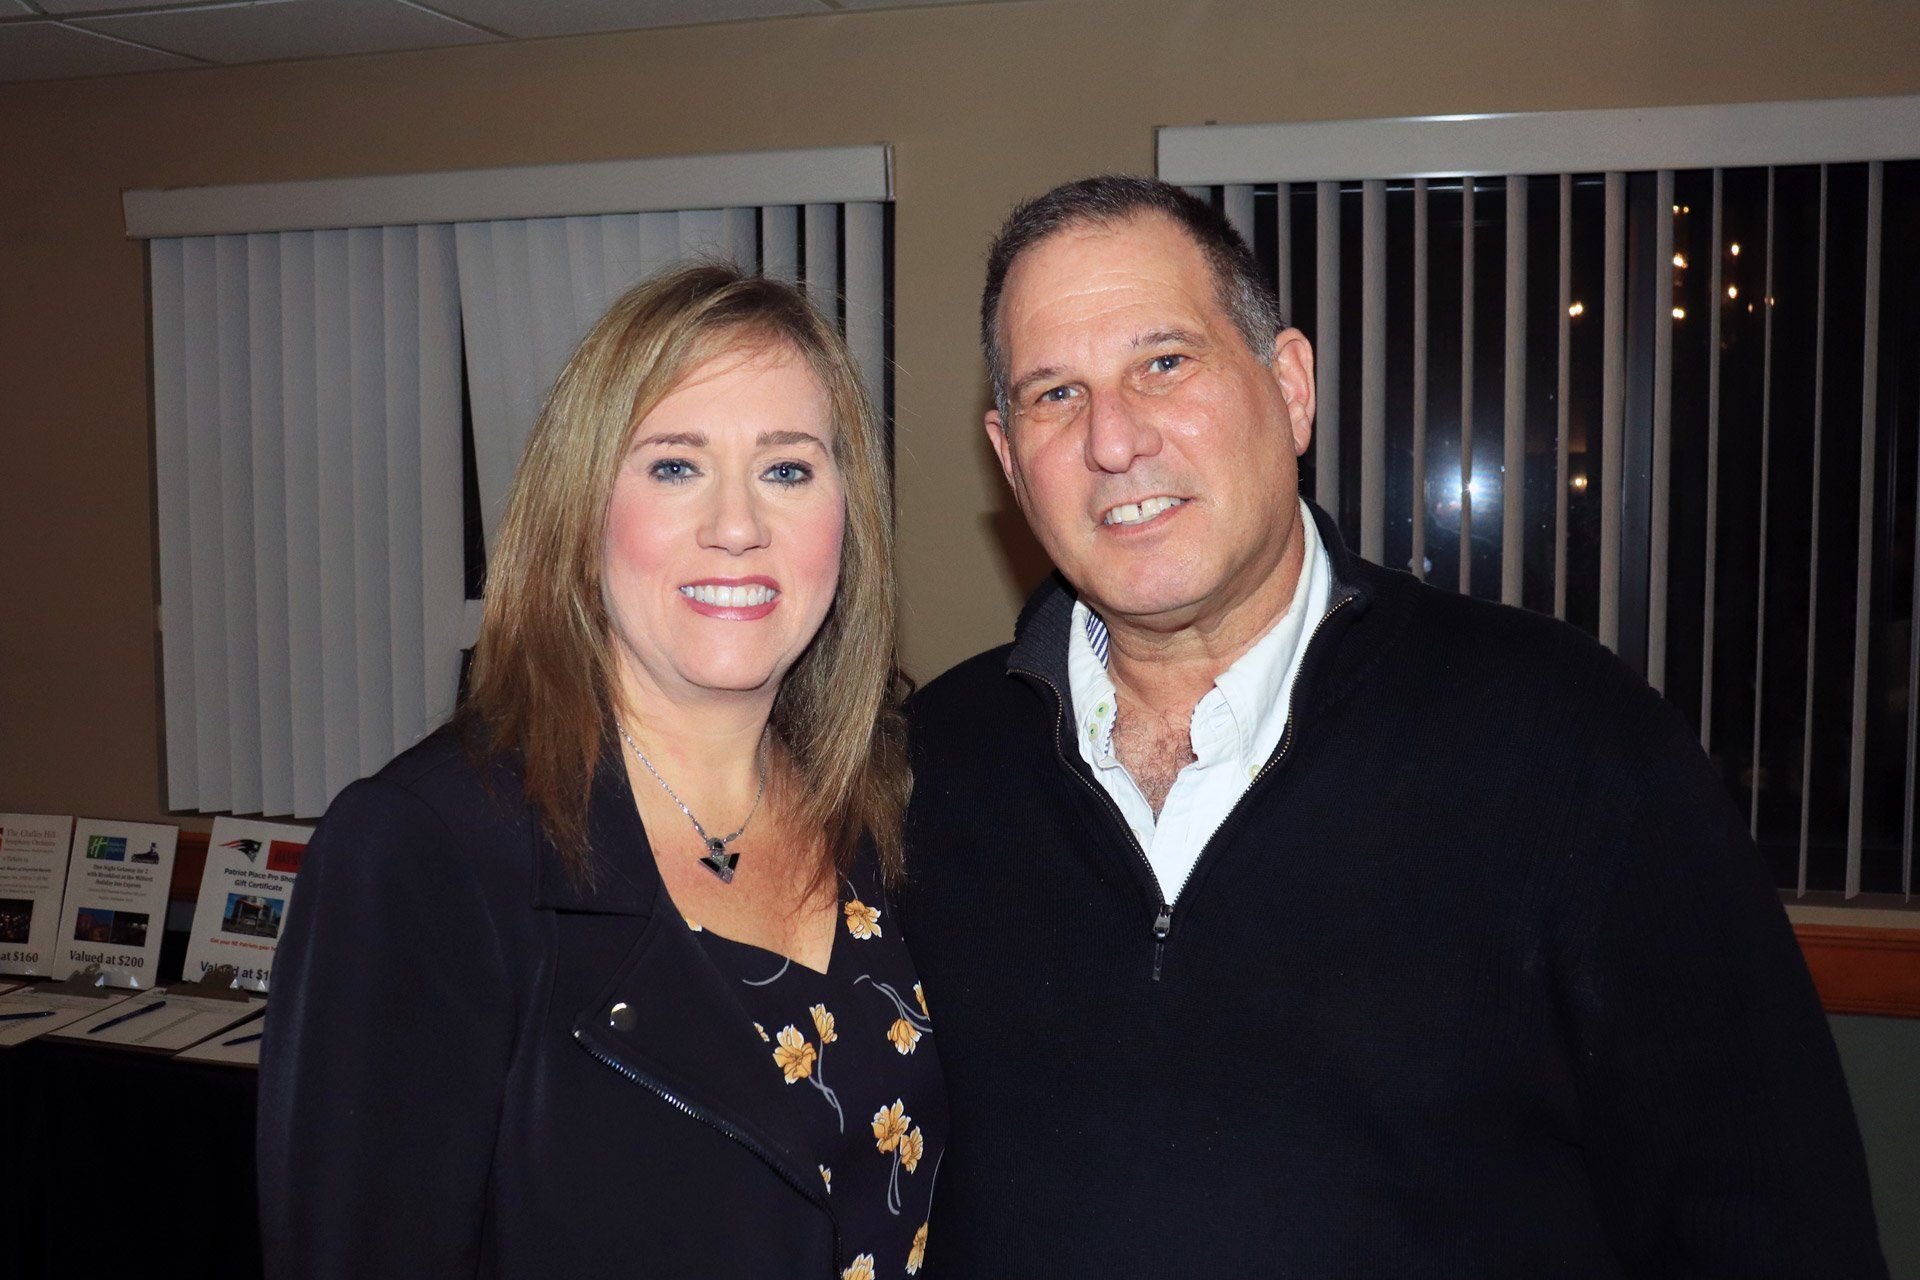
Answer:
[0,814,74,977]
[56,819,177,988]
[181,816,311,992]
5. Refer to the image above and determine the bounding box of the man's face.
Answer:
[985,213,1315,635]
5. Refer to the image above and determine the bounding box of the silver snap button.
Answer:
[608,1001,636,1031]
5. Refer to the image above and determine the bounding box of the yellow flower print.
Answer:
[754,1022,770,1043]
[772,1025,816,1083]
[914,982,929,1018]
[819,1164,832,1193]
[906,1222,928,1274]
[783,1017,844,1130]
[871,1099,909,1153]
[842,1255,875,1280]
[844,898,882,940]
[900,1125,925,1174]
[887,1017,922,1055]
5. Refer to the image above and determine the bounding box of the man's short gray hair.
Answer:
[980,175,1286,416]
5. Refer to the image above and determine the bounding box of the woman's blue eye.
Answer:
[764,461,813,486]
[648,459,698,483]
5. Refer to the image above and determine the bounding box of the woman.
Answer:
[258,265,944,1280]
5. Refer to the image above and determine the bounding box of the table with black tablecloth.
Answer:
[0,931,263,1279]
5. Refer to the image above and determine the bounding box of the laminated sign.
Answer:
[181,816,311,993]
[0,814,75,977]
[56,819,177,988]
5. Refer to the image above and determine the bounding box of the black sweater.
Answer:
[897,503,1884,1278]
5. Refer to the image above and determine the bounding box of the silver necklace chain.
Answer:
[617,722,766,881]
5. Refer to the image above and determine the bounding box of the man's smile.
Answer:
[1100,495,1187,527]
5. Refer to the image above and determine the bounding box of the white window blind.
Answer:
[455,201,887,552]
[151,226,465,817]
[138,149,893,820]
[1161,99,1920,902]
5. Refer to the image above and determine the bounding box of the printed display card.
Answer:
[51,989,265,1052]
[175,1014,267,1067]
[55,819,177,988]
[0,814,76,977]
[0,986,134,1047]
[181,817,311,993]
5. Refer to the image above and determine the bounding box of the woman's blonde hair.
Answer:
[460,263,909,887]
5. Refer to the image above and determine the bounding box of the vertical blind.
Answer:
[1162,101,1920,902]
[151,194,889,819]
[151,227,464,817]
[455,203,887,552]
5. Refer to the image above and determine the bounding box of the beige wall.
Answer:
[5,0,1920,823]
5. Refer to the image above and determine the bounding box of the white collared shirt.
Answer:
[1066,500,1332,903]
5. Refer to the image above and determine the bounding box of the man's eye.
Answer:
[763,461,813,486]
[648,459,698,483]
[1035,385,1077,406]
[1146,354,1187,374]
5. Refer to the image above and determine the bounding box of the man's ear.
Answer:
[985,408,1019,490]
[1269,328,1316,457]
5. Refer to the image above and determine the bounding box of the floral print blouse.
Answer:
[689,861,947,1278]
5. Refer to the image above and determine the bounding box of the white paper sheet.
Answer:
[175,1013,268,1067]
[51,990,265,1051]
[0,814,75,977]
[0,986,135,1047]
[181,817,311,993]
[54,819,178,988]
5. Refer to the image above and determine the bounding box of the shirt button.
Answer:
[608,1001,637,1032]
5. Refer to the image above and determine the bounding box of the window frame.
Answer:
[1159,98,1920,1014]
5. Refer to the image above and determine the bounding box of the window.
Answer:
[1161,99,1920,904]
[132,147,893,819]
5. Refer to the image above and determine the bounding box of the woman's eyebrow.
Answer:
[757,430,827,449]
[634,430,705,448]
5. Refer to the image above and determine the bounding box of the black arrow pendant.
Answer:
[701,838,739,884]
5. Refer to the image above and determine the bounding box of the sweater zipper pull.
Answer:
[1151,903,1173,981]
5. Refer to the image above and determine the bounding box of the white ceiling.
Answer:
[0,0,1009,84]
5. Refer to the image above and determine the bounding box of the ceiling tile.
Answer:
[0,19,197,82]
[35,0,224,13]
[426,0,825,40]
[74,0,496,65]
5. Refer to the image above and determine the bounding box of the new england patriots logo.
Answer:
[223,838,264,863]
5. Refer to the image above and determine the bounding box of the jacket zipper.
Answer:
[571,1027,842,1272]
[1014,591,1357,982]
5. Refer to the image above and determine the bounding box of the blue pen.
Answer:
[86,999,167,1035]
[222,1030,264,1047]
[0,1009,56,1022]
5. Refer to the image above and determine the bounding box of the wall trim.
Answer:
[123,144,893,239]
[1794,924,1920,1019]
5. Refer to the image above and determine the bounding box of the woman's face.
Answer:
[603,340,846,712]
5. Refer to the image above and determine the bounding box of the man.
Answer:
[899,176,1884,1276]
